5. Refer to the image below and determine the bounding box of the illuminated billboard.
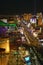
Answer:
[30,18,36,24]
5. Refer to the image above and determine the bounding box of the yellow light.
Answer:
[6,40,10,53]
[33,32,38,37]
[0,39,10,53]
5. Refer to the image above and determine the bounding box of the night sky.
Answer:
[0,0,43,15]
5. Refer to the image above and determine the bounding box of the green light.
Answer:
[0,21,9,26]
[9,24,16,27]
[0,21,17,27]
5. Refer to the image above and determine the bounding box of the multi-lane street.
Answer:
[0,20,43,65]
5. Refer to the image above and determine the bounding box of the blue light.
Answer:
[25,57,30,62]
